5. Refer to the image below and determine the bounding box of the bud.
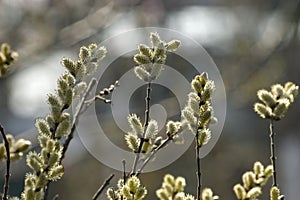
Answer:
[264,165,273,178]
[79,46,90,63]
[174,177,186,192]
[35,119,51,136]
[191,79,203,94]
[86,62,98,75]
[135,187,147,200]
[122,186,131,199]
[271,84,284,98]
[145,119,158,139]
[138,44,152,58]
[164,174,175,186]
[162,182,173,195]
[75,61,86,81]
[14,139,31,152]
[49,165,64,180]
[156,189,169,200]
[47,94,61,108]
[150,63,164,80]
[273,98,289,119]
[125,134,139,152]
[24,188,35,200]
[242,171,255,190]
[134,54,151,65]
[166,40,181,51]
[128,114,143,137]
[64,73,76,87]
[25,174,36,188]
[166,121,179,137]
[254,103,272,119]
[150,32,161,47]
[63,88,73,107]
[233,184,246,200]
[127,176,140,193]
[134,66,151,82]
[26,152,43,172]
[201,188,213,200]
[253,161,264,177]
[182,108,196,129]
[47,152,60,168]
[257,90,277,108]
[270,186,280,200]
[50,105,62,123]
[197,129,211,146]
[38,134,49,148]
[174,192,185,200]
[74,82,87,97]
[55,118,71,138]
[153,42,167,59]
[141,141,151,153]
[200,109,212,126]
[106,188,115,200]
[154,136,163,146]
[92,46,107,61]
[246,187,262,199]
[0,144,5,159]
[61,58,76,75]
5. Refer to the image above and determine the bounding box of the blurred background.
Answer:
[0,0,300,199]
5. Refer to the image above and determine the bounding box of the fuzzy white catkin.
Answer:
[145,119,158,139]
[134,66,151,82]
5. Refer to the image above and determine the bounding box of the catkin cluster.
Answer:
[125,32,182,156]
[182,72,216,147]
[0,134,31,161]
[22,43,107,199]
[156,174,195,200]
[0,43,18,77]
[233,161,273,200]
[106,176,147,200]
[125,113,182,155]
[254,82,298,120]
[125,114,158,154]
[133,32,180,82]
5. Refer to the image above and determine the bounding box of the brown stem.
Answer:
[0,125,10,200]
[131,82,152,175]
[195,134,202,200]
[136,136,173,176]
[122,160,126,183]
[61,78,97,161]
[92,174,114,200]
[269,119,278,186]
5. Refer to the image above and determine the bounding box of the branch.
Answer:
[269,119,278,186]
[195,138,202,200]
[61,78,97,161]
[131,82,152,175]
[136,136,173,176]
[0,125,10,200]
[92,174,114,200]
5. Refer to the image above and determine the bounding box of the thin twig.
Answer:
[92,174,114,200]
[0,125,10,200]
[131,82,152,175]
[269,119,277,186]
[122,160,126,183]
[195,133,202,200]
[61,78,97,161]
[136,136,173,176]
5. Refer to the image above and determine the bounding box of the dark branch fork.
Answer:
[0,125,10,200]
